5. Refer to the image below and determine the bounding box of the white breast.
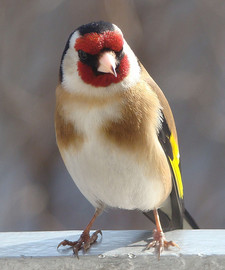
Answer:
[61,101,165,212]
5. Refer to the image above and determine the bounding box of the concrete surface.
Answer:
[0,230,224,269]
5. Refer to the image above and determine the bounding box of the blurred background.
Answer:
[1,0,225,232]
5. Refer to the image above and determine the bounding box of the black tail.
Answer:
[183,208,199,229]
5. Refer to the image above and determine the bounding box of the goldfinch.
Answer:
[55,21,198,258]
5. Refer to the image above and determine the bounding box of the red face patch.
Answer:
[77,55,130,87]
[75,30,130,87]
[75,31,124,54]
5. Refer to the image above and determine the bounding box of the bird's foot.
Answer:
[145,229,179,259]
[57,229,102,258]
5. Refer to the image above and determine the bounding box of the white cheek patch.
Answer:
[121,40,140,88]
[61,47,81,92]
[61,31,84,93]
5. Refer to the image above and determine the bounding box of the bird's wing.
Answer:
[140,64,185,230]
[143,111,185,230]
[157,111,184,229]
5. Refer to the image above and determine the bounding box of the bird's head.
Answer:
[60,21,140,95]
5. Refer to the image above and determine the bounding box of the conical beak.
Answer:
[97,51,117,77]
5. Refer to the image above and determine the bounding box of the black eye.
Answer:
[78,50,88,61]
[116,49,124,61]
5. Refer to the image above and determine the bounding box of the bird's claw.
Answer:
[57,230,102,258]
[145,229,179,260]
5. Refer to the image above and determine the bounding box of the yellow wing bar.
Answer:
[168,134,183,199]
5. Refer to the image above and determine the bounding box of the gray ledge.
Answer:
[0,230,225,269]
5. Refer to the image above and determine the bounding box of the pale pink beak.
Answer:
[97,51,117,77]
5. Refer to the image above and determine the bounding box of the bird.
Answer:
[55,21,198,258]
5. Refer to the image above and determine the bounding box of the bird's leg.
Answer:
[146,208,179,259]
[57,209,102,258]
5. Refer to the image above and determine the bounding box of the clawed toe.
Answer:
[57,239,78,249]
